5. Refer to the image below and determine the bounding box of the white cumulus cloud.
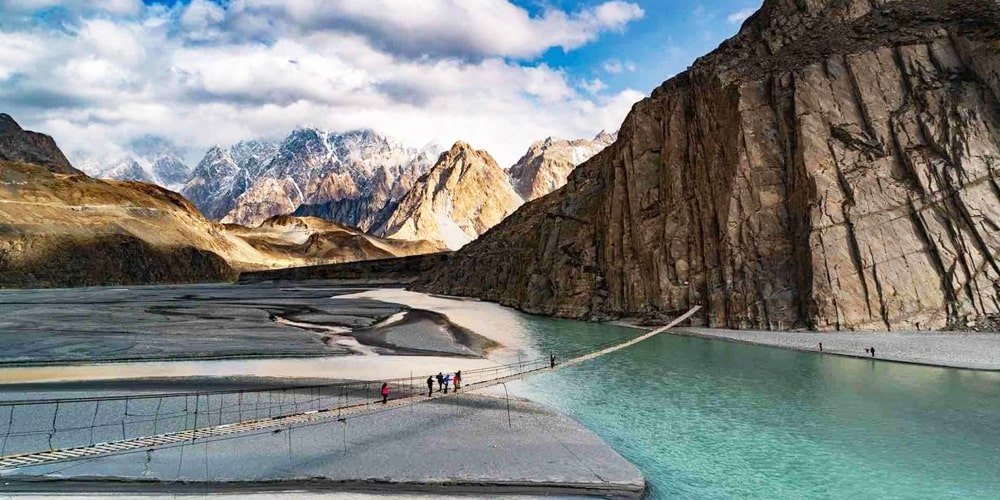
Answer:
[0,1,645,167]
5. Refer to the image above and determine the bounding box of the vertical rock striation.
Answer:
[415,0,1000,331]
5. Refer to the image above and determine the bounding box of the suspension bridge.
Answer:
[0,306,699,472]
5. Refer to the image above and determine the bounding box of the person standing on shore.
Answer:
[380,383,389,404]
[426,376,434,397]
[870,346,876,358]
[819,342,823,352]
[436,372,444,392]
[454,371,462,391]
[443,373,451,394]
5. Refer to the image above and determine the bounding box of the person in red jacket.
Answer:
[453,371,462,391]
[380,382,389,404]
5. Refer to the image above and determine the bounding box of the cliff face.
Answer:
[509,132,616,201]
[415,0,1000,331]
[378,142,523,250]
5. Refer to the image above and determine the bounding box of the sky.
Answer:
[0,0,761,167]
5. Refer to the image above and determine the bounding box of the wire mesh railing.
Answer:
[0,355,554,460]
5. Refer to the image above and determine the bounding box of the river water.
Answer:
[502,315,1000,499]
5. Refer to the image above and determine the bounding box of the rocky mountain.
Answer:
[0,116,441,288]
[378,142,523,250]
[0,114,80,175]
[293,142,441,233]
[509,131,616,201]
[75,137,193,191]
[415,0,1000,331]
[182,129,439,229]
[181,140,279,220]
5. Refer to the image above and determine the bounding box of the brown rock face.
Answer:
[415,0,1000,331]
[0,114,81,175]
[378,142,523,250]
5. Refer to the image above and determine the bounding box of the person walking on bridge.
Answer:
[380,382,389,404]
[427,376,434,397]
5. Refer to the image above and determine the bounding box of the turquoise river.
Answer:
[505,317,1000,499]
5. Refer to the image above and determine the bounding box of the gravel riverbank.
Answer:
[671,327,1000,371]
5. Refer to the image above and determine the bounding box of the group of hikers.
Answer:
[376,370,463,404]
[427,371,461,396]
[378,355,560,404]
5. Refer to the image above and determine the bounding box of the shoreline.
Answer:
[665,327,1000,371]
[0,477,645,498]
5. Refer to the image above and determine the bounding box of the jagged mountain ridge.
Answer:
[181,140,281,221]
[181,129,441,229]
[377,142,524,250]
[81,125,612,248]
[414,0,1000,331]
[76,137,193,191]
[509,131,616,201]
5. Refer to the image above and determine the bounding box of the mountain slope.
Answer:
[415,0,1000,331]
[0,116,444,288]
[0,160,237,287]
[379,142,523,250]
[0,114,80,175]
[509,131,616,201]
[224,215,443,268]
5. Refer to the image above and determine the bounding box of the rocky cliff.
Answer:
[509,131,616,201]
[415,0,1000,331]
[378,142,523,250]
